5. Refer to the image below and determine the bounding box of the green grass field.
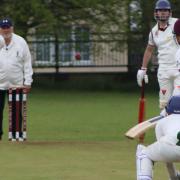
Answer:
[0,87,178,179]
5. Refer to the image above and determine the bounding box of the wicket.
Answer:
[8,88,27,141]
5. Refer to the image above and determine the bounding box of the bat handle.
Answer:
[141,80,145,99]
[139,80,145,143]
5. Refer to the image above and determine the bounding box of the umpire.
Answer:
[0,18,33,140]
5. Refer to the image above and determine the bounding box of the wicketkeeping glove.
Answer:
[137,68,148,87]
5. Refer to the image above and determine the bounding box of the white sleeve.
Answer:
[148,31,155,46]
[22,40,33,86]
[0,35,5,49]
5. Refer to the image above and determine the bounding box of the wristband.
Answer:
[141,67,147,70]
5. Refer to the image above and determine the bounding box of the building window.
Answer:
[59,26,92,66]
[31,26,92,66]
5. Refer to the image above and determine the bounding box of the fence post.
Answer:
[55,33,59,75]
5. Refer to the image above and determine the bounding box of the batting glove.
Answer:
[137,68,148,87]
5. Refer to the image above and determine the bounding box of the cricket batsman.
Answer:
[137,0,180,111]
[136,96,180,180]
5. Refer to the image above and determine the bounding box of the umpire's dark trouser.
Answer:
[0,90,7,137]
[0,90,23,138]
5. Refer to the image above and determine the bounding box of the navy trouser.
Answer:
[0,90,7,137]
[0,90,23,138]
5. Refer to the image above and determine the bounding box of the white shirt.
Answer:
[175,46,180,66]
[155,114,180,145]
[148,17,178,70]
[0,33,33,89]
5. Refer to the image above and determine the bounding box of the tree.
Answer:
[0,0,55,37]
[45,0,128,39]
[0,0,129,41]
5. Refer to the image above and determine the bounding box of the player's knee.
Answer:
[159,89,171,109]
[136,144,153,180]
[160,86,180,109]
[159,100,168,109]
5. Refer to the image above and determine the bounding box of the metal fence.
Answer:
[28,33,129,73]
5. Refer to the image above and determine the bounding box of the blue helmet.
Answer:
[155,0,171,10]
[154,0,171,21]
[166,96,180,114]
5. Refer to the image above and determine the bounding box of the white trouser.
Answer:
[144,141,180,180]
[137,143,180,180]
[145,141,180,162]
[157,69,180,109]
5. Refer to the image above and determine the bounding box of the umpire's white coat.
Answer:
[145,114,180,162]
[0,33,33,89]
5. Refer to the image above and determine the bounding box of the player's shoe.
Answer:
[177,171,180,180]
[169,171,180,180]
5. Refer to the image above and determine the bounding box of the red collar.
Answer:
[158,23,169,31]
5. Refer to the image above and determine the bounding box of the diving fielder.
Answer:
[137,0,180,110]
[136,96,180,180]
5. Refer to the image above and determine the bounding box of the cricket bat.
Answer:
[138,80,145,142]
[125,115,163,139]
